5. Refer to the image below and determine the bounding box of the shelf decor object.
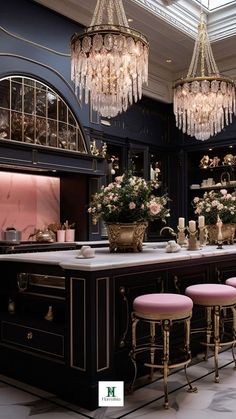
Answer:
[71,0,149,118]
[173,6,235,141]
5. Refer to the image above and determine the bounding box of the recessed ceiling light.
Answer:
[229,145,233,148]
[128,18,133,22]
[208,148,212,151]
[166,59,172,63]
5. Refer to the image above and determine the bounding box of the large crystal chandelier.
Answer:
[71,0,149,118]
[173,10,235,141]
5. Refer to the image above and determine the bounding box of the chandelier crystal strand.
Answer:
[173,9,235,141]
[71,0,149,118]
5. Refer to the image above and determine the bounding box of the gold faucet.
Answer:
[160,226,176,237]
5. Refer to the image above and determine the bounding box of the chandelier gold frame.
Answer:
[173,9,235,141]
[71,0,149,119]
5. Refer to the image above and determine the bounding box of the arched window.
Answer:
[0,76,88,154]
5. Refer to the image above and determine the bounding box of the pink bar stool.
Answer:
[185,283,236,383]
[226,277,236,288]
[129,293,197,409]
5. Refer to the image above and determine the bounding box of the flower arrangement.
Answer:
[192,189,236,225]
[88,172,170,224]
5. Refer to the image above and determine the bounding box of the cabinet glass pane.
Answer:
[36,88,47,117]
[68,126,76,151]
[0,79,10,109]
[24,85,35,114]
[47,91,57,120]
[58,99,67,123]
[58,122,68,149]
[0,109,10,139]
[36,117,47,145]
[24,114,35,143]
[68,110,76,126]
[48,119,57,147]
[11,82,22,112]
[11,111,23,142]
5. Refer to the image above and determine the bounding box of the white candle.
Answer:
[198,215,205,228]
[178,217,185,229]
[189,220,196,233]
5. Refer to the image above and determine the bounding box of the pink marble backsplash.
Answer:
[0,172,60,241]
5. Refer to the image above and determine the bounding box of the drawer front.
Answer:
[1,321,64,358]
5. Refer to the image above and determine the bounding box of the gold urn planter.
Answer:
[206,224,236,245]
[106,222,148,253]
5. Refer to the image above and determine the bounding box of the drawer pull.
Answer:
[26,331,33,340]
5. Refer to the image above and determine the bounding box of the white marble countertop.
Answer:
[0,243,236,271]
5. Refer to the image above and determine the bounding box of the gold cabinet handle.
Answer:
[26,331,33,340]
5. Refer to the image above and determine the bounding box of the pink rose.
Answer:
[129,202,136,210]
[149,202,161,215]
[220,189,227,195]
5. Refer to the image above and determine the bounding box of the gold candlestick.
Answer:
[187,229,200,251]
[177,226,187,247]
[199,226,207,247]
[216,216,223,249]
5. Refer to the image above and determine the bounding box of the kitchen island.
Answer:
[0,244,236,409]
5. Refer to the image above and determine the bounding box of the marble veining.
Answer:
[0,350,235,418]
[0,171,60,241]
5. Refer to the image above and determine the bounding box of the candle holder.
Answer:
[187,228,200,251]
[177,226,187,247]
[216,216,224,250]
[199,226,207,247]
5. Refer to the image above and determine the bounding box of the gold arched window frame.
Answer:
[0,75,88,154]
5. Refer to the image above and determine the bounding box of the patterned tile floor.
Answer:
[0,349,236,418]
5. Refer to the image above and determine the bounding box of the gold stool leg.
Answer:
[205,307,212,360]
[214,305,220,383]
[185,317,198,393]
[231,306,236,369]
[129,314,139,392]
[162,320,170,409]
[149,321,156,380]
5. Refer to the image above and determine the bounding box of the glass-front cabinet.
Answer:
[187,145,236,221]
[0,76,88,154]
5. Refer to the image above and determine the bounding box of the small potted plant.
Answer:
[63,220,76,242]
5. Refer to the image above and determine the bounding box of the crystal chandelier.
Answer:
[71,0,149,118]
[173,10,235,141]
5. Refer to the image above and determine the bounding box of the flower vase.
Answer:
[57,230,65,242]
[65,229,75,242]
[106,222,148,253]
[206,224,236,244]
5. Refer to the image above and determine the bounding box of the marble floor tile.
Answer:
[0,349,235,419]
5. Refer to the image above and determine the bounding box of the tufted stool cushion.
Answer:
[185,283,236,306]
[133,293,193,320]
[225,277,236,288]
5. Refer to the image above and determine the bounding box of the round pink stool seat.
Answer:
[225,277,236,288]
[185,283,236,306]
[133,293,193,320]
